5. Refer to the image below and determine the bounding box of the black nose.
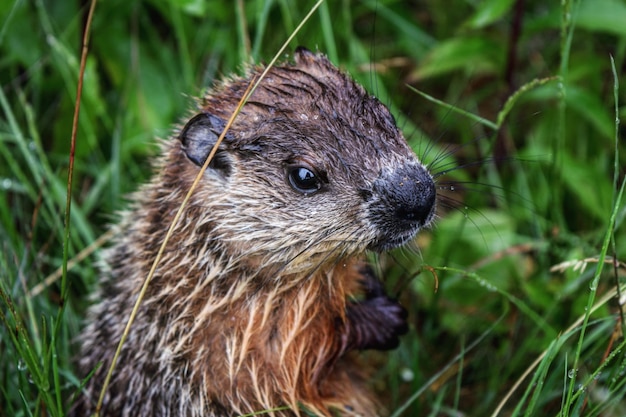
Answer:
[387,165,436,226]
[367,163,436,251]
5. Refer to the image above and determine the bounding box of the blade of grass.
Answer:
[561,53,624,417]
[317,1,337,63]
[407,85,499,131]
[0,283,58,415]
[27,229,115,298]
[250,0,275,61]
[391,308,508,417]
[236,0,251,62]
[57,0,98,328]
[491,282,626,416]
[552,0,580,229]
[520,338,561,417]
[47,0,99,415]
[495,76,559,128]
[506,336,561,417]
[167,1,193,88]
[570,335,626,412]
[436,266,554,336]
[609,54,625,331]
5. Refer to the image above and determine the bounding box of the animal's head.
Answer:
[173,48,436,274]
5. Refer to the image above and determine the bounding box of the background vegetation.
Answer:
[1,0,625,415]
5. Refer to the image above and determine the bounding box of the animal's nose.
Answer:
[387,165,436,227]
[367,163,436,251]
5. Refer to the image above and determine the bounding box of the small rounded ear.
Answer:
[180,113,232,174]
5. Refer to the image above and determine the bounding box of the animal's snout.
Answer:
[367,163,436,251]
[386,164,436,227]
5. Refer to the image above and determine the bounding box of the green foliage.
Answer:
[1,0,625,416]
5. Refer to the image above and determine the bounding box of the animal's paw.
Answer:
[346,292,408,351]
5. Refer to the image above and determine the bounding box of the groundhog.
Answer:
[73,47,436,417]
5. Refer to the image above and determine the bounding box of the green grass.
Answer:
[1,0,625,415]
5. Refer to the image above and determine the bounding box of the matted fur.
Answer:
[73,48,435,416]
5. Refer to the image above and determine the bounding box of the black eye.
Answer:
[287,166,322,195]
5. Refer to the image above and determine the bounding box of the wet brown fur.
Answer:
[74,49,435,416]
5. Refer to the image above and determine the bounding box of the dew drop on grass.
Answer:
[478,279,496,292]
[1,178,12,190]
[17,359,26,371]
[568,368,577,379]
[400,367,414,382]
[589,281,597,291]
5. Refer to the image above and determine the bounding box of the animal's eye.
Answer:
[287,165,322,195]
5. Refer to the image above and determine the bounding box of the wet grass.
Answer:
[1,0,625,415]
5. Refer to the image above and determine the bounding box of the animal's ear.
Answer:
[180,113,232,174]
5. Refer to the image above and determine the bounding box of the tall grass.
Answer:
[1,0,625,415]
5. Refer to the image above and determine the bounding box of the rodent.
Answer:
[73,47,436,417]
